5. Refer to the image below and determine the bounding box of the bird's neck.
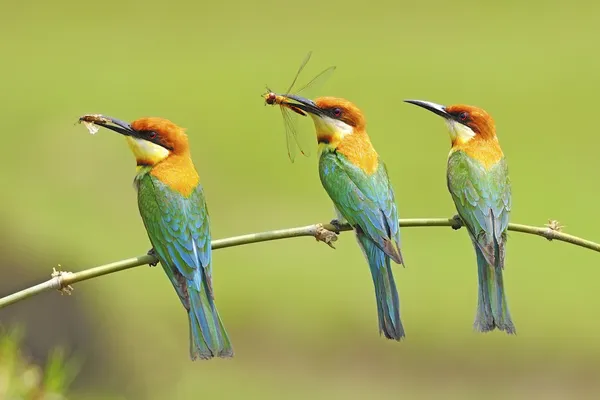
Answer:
[322,130,379,175]
[139,153,200,197]
[450,137,504,169]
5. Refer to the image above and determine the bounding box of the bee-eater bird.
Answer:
[275,95,405,340]
[86,115,233,359]
[404,100,515,334]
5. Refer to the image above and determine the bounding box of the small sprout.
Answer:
[314,224,338,249]
[51,266,74,295]
[544,219,564,241]
[545,219,564,232]
[78,114,110,135]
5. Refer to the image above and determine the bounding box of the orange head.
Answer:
[281,95,366,148]
[281,95,379,173]
[85,115,190,166]
[404,100,497,146]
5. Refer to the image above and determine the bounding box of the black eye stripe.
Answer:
[320,106,359,127]
[451,111,469,123]
[328,107,343,118]
[137,130,165,145]
[131,129,174,151]
[137,129,157,138]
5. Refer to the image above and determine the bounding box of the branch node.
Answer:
[544,219,565,241]
[51,266,75,295]
[451,215,464,230]
[314,224,338,249]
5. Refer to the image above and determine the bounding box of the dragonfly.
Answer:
[264,51,336,162]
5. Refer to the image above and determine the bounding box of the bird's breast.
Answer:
[336,134,379,175]
[149,155,200,197]
[450,138,504,170]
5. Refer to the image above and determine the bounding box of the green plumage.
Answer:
[134,168,233,359]
[319,150,404,340]
[447,150,514,333]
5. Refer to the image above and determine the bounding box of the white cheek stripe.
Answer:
[446,119,476,143]
[323,116,353,138]
[127,137,170,162]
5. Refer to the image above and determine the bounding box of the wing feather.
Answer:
[319,152,403,263]
[447,151,511,267]
[136,174,213,303]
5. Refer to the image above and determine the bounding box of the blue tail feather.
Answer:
[187,279,233,360]
[357,232,404,340]
[474,247,515,334]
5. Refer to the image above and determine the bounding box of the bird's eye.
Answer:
[148,131,157,139]
[459,112,468,121]
[332,108,342,118]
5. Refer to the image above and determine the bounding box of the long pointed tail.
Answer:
[357,233,405,340]
[474,247,515,334]
[187,280,233,360]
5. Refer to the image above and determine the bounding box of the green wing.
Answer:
[136,173,212,304]
[319,151,402,263]
[447,150,511,267]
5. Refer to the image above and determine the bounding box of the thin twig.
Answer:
[0,217,597,310]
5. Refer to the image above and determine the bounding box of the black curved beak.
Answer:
[79,115,137,136]
[281,95,326,117]
[404,99,451,120]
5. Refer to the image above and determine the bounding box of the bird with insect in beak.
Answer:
[273,95,406,341]
[404,100,514,334]
[79,114,233,359]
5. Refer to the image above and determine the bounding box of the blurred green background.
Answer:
[1,0,599,398]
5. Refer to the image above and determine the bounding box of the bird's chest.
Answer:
[449,140,503,171]
[337,140,378,175]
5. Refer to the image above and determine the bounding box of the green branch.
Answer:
[0,217,597,310]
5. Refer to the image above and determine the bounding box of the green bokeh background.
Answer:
[1,0,599,398]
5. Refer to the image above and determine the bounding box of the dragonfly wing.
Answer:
[294,66,336,98]
[285,51,312,94]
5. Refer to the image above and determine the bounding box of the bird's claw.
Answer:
[329,219,344,234]
[451,215,463,230]
[147,248,159,267]
[315,224,338,249]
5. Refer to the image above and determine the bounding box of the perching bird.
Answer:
[276,95,405,340]
[86,115,233,359]
[404,100,514,334]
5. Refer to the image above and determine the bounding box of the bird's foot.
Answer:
[147,248,159,267]
[451,214,463,230]
[329,219,344,234]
